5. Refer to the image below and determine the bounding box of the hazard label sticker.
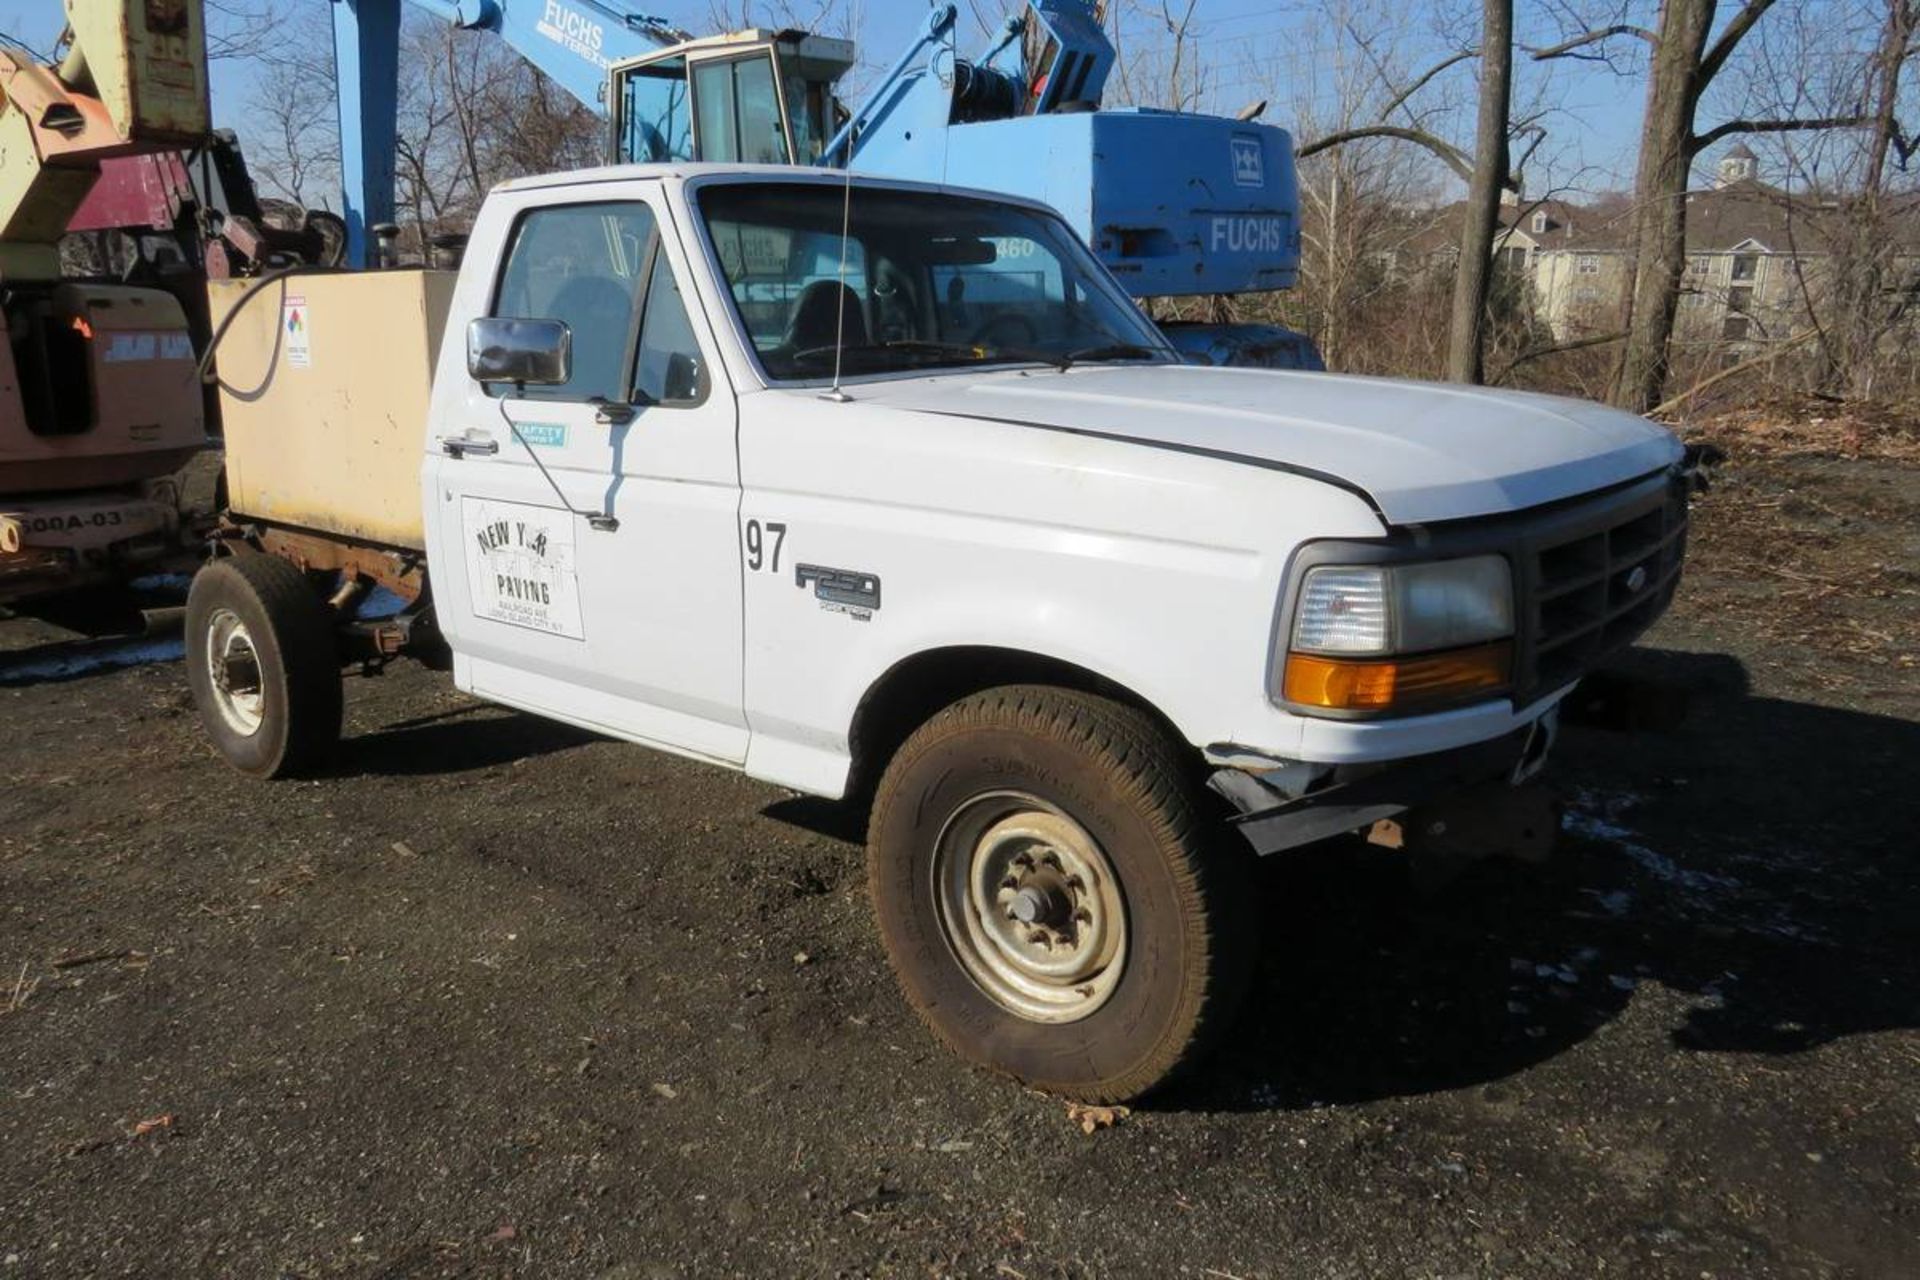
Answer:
[283,294,311,368]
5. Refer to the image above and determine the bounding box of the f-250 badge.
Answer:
[796,564,881,621]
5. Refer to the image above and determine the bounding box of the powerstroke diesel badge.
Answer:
[796,564,881,620]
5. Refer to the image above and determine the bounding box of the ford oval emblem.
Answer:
[1625,565,1649,593]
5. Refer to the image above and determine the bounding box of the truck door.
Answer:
[428,193,745,764]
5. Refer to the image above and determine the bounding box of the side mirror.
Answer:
[467,317,571,385]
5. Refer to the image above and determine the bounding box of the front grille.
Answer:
[1516,475,1689,701]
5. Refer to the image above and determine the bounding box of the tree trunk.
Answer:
[1446,0,1513,384]
[1835,0,1917,398]
[1610,0,1716,414]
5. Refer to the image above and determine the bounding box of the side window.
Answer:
[732,56,788,165]
[491,202,656,401]
[691,55,791,165]
[692,61,739,164]
[620,59,693,163]
[632,251,708,407]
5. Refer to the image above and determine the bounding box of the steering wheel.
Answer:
[970,314,1038,349]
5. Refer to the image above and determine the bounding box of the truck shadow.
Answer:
[1169,647,1920,1113]
[330,704,600,777]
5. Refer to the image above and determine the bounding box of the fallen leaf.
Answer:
[132,1114,174,1138]
[1065,1102,1129,1134]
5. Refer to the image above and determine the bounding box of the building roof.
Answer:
[1409,182,1920,257]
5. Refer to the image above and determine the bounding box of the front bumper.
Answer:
[1211,707,1557,856]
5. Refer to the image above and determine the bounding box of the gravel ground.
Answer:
[1,450,1915,1279]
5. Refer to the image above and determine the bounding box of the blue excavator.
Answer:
[331,0,1320,368]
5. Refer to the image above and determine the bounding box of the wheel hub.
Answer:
[933,793,1128,1024]
[205,607,265,737]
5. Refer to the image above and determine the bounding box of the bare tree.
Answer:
[704,0,862,39]
[1107,0,1215,112]
[1534,0,1872,412]
[1446,0,1513,382]
[1773,0,1920,397]
[240,5,340,208]
[237,7,598,251]
[1256,0,1462,371]
[1292,0,1536,382]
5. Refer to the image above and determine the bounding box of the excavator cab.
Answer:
[609,30,854,168]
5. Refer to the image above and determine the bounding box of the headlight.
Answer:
[1281,555,1514,713]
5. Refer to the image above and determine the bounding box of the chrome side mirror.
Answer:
[467,317,571,385]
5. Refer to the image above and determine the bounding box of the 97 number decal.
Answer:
[744,519,787,572]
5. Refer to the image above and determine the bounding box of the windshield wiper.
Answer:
[981,345,1070,371]
[785,340,1166,376]
[789,340,984,367]
[1057,343,1165,369]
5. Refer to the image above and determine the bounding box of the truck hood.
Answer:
[851,365,1682,525]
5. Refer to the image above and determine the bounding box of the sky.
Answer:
[0,0,1769,209]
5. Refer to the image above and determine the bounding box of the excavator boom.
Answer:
[333,0,692,264]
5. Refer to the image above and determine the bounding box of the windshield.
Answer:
[695,182,1174,381]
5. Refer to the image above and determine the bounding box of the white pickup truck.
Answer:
[190,165,1688,1101]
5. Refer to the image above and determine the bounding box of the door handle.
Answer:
[440,434,499,458]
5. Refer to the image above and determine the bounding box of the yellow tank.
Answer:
[207,271,457,552]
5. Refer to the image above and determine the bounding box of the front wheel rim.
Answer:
[205,607,265,737]
[933,791,1128,1024]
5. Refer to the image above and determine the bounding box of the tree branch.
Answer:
[1697,0,1776,89]
[1379,47,1478,120]
[1648,328,1816,419]
[1527,26,1655,62]
[1510,123,1547,181]
[1490,330,1627,384]
[1297,125,1476,184]
[1689,115,1873,154]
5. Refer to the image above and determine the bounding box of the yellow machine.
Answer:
[0,0,210,602]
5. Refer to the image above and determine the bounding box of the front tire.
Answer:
[868,686,1251,1102]
[185,553,342,778]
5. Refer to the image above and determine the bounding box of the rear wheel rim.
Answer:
[205,607,265,737]
[932,791,1128,1024]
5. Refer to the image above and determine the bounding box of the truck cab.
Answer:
[190,166,1688,1103]
[612,29,854,167]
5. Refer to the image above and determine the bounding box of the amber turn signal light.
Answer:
[1283,641,1513,712]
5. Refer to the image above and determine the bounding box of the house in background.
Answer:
[1504,147,1920,356]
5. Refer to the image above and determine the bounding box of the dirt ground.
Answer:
[2,428,1916,1279]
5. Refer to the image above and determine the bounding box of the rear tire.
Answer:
[186,553,342,778]
[868,685,1252,1102]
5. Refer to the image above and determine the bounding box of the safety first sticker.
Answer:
[462,498,585,640]
[283,293,311,368]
